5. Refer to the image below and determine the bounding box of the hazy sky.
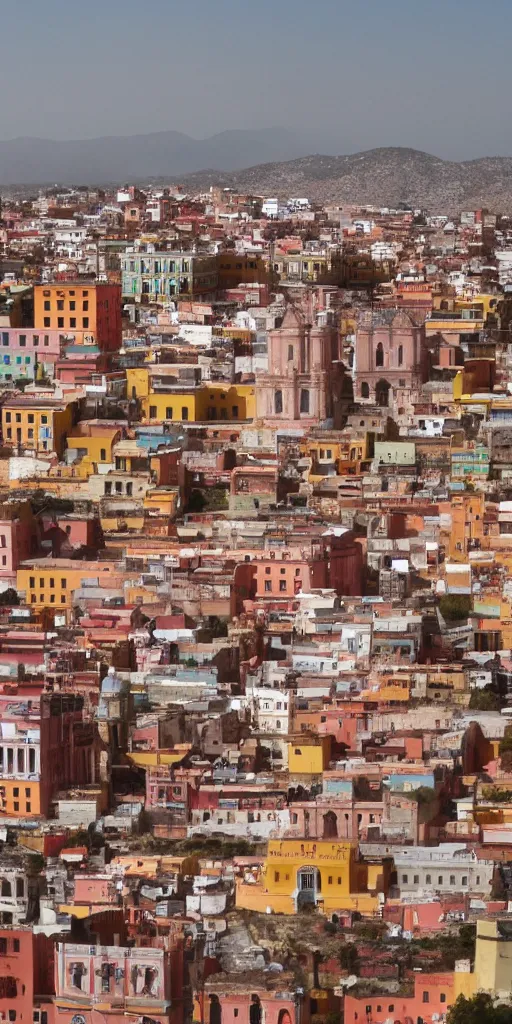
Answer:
[0,0,508,160]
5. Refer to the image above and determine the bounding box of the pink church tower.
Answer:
[354,309,426,408]
[256,300,344,426]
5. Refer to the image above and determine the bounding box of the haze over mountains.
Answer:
[0,127,303,185]
[1,130,512,212]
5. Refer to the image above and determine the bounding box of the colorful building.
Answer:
[34,282,121,352]
[236,838,389,915]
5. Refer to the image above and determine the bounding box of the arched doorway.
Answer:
[323,810,338,838]
[278,1011,292,1024]
[376,379,391,407]
[250,996,262,1024]
[209,995,222,1024]
[296,866,321,909]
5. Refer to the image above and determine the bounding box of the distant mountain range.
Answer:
[180,147,512,212]
[2,135,512,211]
[0,127,304,185]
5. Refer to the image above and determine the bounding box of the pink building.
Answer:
[256,302,344,425]
[0,500,36,581]
[354,309,426,407]
[203,980,301,1024]
[54,942,174,1024]
[0,929,55,1024]
[0,329,61,380]
[344,971,454,1024]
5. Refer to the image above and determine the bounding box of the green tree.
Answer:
[339,942,360,973]
[469,687,502,711]
[439,594,472,621]
[499,730,512,770]
[447,993,512,1024]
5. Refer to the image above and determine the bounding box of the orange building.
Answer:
[33,282,121,352]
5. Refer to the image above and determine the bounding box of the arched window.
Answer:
[398,344,403,366]
[361,381,370,399]
[274,390,283,414]
[375,342,384,367]
[300,389,310,414]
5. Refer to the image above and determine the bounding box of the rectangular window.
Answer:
[264,580,272,592]
[182,407,189,420]
[422,993,429,1004]
[149,406,157,418]
[57,317,64,329]
[82,317,89,328]
[56,300,64,311]
[70,318,76,328]
[166,407,173,419]
[60,579,67,589]
[19,336,26,347]
[44,318,50,328]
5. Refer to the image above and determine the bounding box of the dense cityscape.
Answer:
[0,181,508,1024]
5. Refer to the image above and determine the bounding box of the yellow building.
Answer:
[274,250,343,285]
[141,384,255,423]
[301,435,372,480]
[126,367,151,399]
[447,493,485,561]
[66,426,121,470]
[287,736,332,775]
[216,252,269,289]
[236,839,389,916]
[1,397,75,457]
[453,919,512,1001]
[17,559,119,613]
